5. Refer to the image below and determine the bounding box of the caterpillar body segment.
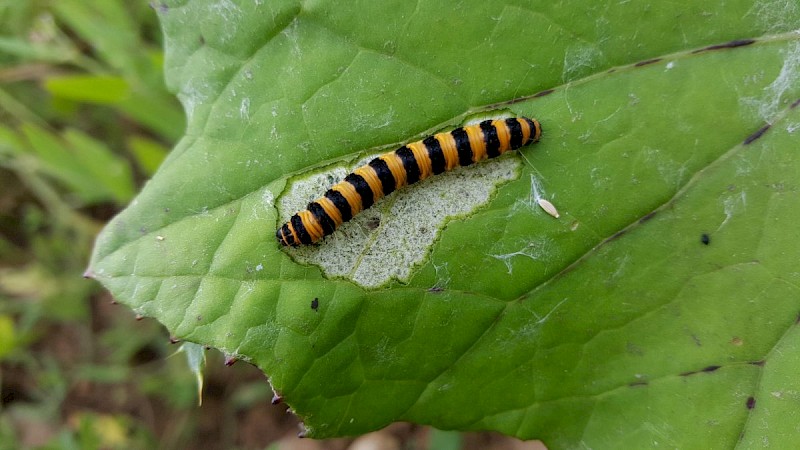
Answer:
[277,116,542,246]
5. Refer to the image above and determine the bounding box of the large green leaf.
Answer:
[88,0,800,446]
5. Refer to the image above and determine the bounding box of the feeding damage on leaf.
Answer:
[277,117,542,246]
[273,115,556,288]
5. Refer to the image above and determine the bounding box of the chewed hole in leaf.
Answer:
[275,154,522,288]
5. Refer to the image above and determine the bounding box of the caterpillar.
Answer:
[277,116,542,246]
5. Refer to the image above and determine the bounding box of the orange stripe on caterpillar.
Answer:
[277,117,542,246]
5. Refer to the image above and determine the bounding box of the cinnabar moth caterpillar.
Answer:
[277,116,542,246]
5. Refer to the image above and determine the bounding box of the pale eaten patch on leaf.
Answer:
[276,154,522,288]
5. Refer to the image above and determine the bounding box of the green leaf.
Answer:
[18,124,135,205]
[44,75,131,104]
[46,0,186,142]
[50,0,148,78]
[0,315,17,360]
[0,36,78,64]
[88,0,800,447]
[127,135,168,177]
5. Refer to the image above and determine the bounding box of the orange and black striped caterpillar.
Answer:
[277,116,542,246]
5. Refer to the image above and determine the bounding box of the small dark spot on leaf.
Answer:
[744,124,771,145]
[692,39,756,53]
[767,182,786,192]
[639,210,657,224]
[534,89,555,98]
[681,365,721,377]
[366,217,381,230]
[311,298,319,311]
[196,315,202,322]
[749,360,765,367]
[731,336,743,346]
[164,207,171,213]
[790,98,800,109]
[629,381,648,387]
[607,228,628,242]
[701,233,711,245]
[199,35,206,45]
[635,58,662,67]
[746,396,756,409]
